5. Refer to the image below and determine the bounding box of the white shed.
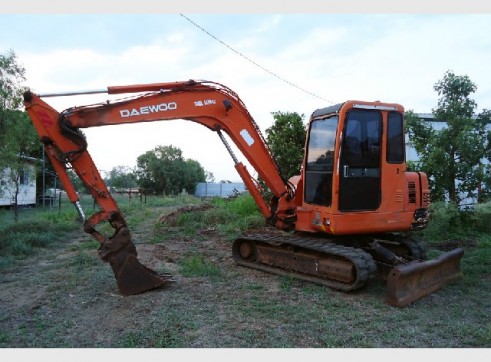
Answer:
[0,157,37,207]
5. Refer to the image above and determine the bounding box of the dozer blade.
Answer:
[386,247,464,307]
[99,227,175,296]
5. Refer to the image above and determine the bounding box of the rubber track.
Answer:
[232,233,377,292]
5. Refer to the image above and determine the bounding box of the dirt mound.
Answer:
[158,203,213,225]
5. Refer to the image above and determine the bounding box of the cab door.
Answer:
[338,109,382,211]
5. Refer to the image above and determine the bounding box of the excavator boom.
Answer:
[23,80,296,296]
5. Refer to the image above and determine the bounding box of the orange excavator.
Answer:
[23,80,464,307]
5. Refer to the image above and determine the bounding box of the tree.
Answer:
[1,50,28,165]
[0,50,40,221]
[135,145,206,195]
[265,111,306,181]
[406,70,491,204]
[0,50,26,125]
[181,159,206,193]
[205,171,215,183]
[107,165,138,190]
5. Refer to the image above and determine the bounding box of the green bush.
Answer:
[168,194,264,240]
[223,194,260,216]
[470,201,491,233]
[422,201,462,241]
[421,200,491,242]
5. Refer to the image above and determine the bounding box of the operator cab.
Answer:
[304,101,405,213]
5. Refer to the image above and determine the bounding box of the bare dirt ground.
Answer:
[0,205,302,347]
[0,205,489,348]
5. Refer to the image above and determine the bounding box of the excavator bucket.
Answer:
[386,247,464,307]
[110,254,175,296]
[99,227,175,296]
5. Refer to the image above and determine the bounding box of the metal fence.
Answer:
[194,182,247,198]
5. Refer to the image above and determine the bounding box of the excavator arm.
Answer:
[22,80,296,295]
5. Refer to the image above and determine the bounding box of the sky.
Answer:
[2,1,491,182]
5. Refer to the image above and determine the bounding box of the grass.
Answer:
[179,254,223,278]
[117,308,198,348]
[157,194,265,242]
[0,193,490,348]
[119,325,185,348]
[0,214,78,263]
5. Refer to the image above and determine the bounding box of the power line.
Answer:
[179,14,334,105]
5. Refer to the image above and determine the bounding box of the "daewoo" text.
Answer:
[119,102,177,118]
